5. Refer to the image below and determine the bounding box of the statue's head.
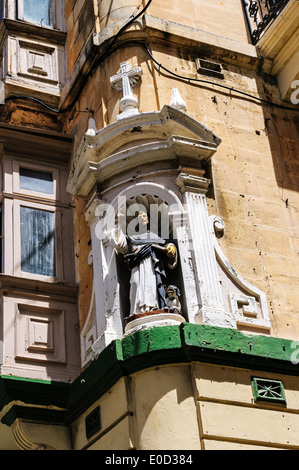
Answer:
[137,211,149,226]
[166,285,180,298]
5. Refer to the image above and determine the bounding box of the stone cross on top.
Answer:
[110,61,143,120]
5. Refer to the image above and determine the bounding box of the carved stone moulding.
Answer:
[67,104,221,197]
[0,274,79,382]
[0,19,66,107]
[124,309,185,335]
[11,418,71,450]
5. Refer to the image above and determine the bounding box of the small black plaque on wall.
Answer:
[85,406,101,439]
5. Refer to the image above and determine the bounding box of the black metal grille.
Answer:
[242,0,290,44]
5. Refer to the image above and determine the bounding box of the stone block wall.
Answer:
[62,1,299,341]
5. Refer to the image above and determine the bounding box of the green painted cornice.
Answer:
[1,323,298,426]
[66,323,299,422]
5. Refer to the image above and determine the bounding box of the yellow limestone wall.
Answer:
[63,0,299,451]
[71,363,299,450]
[63,1,299,339]
[97,0,250,43]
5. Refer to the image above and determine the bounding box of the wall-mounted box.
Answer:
[195,58,224,79]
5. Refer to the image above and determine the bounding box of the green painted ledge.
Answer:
[1,323,298,425]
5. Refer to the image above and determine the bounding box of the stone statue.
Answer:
[110,211,179,317]
[165,285,181,312]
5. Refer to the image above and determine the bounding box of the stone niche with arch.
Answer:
[101,182,189,329]
[68,101,272,367]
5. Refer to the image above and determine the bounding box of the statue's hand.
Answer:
[113,213,125,242]
[165,243,176,259]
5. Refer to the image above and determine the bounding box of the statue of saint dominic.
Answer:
[110,211,178,316]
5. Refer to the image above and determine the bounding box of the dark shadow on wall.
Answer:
[263,108,299,194]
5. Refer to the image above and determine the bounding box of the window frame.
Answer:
[13,160,60,202]
[14,198,63,282]
[10,159,64,282]
[17,0,53,27]
[16,0,65,30]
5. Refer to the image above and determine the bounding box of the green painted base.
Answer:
[1,323,298,426]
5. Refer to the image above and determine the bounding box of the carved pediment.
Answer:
[67,105,221,197]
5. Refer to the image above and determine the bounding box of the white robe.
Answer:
[110,228,159,315]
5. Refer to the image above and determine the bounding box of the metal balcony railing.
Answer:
[242,0,291,44]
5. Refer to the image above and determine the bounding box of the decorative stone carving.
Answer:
[210,215,271,331]
[70,102,271,368]
[176,174,227,324]
[229,293,259,318]
[124,310,185,335]
[110,61,142,120]
[15,304,66,364]
[67,105,221,198]
[80,184,191,364]
[11,419,71,450]
[170,88,187,112]
[18,40,58,84]
[0,32,66,106]
[165,285,181,311]
[86,117,97,136]
[81,197,124,364]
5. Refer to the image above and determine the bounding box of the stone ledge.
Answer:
[0,18,66,47]
[60,13,261,111]
[0,273,78,300]
[0,122,73,162]
[142,14,259,67]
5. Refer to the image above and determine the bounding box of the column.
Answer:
[176,173,226,325]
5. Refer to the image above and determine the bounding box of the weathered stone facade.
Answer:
[0,0,299,451]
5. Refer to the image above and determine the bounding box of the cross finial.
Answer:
[110,61,142,120]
